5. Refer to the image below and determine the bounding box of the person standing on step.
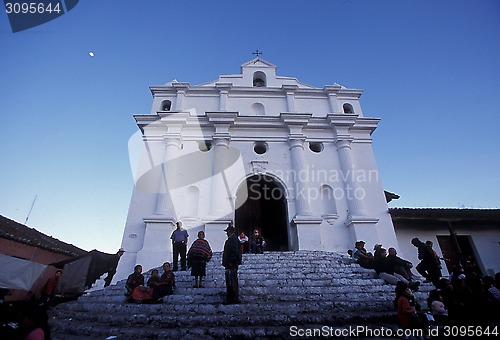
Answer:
[187,230,213,288]
[41,269,62,306]
[222,224,242,304]
[104,248,125,287]
[411,238,441,286]
[170,221,189,271]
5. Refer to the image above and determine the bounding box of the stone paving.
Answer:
[48,251,433,339]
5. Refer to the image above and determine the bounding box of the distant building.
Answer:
[0,215,87,300]
[0,215,87,264]
[116,58,398,281]
[390,208,500,276]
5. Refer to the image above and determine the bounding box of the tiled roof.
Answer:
[389,208,500,222]
[0,215,88,257]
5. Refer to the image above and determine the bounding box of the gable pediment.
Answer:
[240,57,277,71]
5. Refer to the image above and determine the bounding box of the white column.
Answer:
[153,136,181,217]
[209,136,231,217]
[288,138,313,217]
[336,139,365,217]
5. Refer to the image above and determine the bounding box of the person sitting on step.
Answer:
[374,247,420,291]
[125,265,145,302]
[386,247,416,282]
[351,241,375,269]
[250,229,265,254]
[152,262,175,302]
[238,232,249,254]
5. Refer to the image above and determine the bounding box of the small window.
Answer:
[198,141,212,152]
[343,103,354,114]
[253,141,268,155]
[161,100,172,111]
[309,142,324,153]
[253,71,267,87]
[251,102,265,115]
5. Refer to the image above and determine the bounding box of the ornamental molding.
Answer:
[251,160,268,175]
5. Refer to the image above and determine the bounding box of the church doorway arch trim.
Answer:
[234,173,296,251]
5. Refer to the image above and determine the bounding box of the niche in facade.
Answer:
[343,103,354,114]
[161,100,172,111]
[253,71,266,87]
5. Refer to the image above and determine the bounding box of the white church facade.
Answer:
[114,58,399,281]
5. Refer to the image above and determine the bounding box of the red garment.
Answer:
[397,296,415,328]
[131,286,153,301]
[24,327,44,340]
[43,276,59,296]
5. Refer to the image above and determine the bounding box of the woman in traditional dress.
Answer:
[187,231,213,288]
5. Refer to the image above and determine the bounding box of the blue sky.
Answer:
[1,0,499,253]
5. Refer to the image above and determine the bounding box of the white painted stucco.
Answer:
[114,58,398,282]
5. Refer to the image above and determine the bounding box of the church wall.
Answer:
[227,96,286,116]
[183,95,220,114]
[338,98,364,117]
[114,189,157,283]
[349,140,398,246]
[115,58,401,281]
[295,96,331,115]
[151,95,176,113]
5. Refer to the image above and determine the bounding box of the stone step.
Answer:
[51,299,395,319]
[49,251,428,339]
[50,315,400,340]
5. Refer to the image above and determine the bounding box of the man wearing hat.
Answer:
[222,224,242,304]
[352,241,374,269]
[104,248,125,287]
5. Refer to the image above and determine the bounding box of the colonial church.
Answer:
[114,57,400,282]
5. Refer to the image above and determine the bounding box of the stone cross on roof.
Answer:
[252,49,263,58]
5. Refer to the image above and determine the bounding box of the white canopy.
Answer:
[0,253,47,291]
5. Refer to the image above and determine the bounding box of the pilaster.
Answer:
[282,85,298,112]
[136,217,176,271]
[216,83,232,111]
[292,216,323,250]
[173,83,189,111]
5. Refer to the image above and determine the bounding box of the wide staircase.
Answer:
[48,251,432,339]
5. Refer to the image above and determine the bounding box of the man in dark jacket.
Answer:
[411,237,441,285]
[386,247,415,281]
[222,224,242,304]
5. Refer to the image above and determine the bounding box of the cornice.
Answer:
[150,84,361,100]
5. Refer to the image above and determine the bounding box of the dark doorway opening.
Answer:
[234,175,288,251]
[436,235,482,275]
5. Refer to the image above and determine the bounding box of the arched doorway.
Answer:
[234,174,289,251]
